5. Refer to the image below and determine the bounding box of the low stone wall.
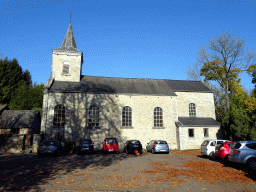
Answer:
[0,134,25,153]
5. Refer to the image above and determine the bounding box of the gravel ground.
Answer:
[0,150,255,191]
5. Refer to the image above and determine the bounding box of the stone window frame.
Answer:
[203,128,209,137]
[88,105,100,128]
[62,61,70,75]
[189,103,196,117]
[188,128,194,137]
[153,107,164,129]
[121,106,133,129]
[53,104,65,128]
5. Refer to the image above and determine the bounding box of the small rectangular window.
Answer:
[63,64,69,75]
[188,129,194,137]
[203,128,209,137]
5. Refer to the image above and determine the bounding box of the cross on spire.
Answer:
[70,11,72,23]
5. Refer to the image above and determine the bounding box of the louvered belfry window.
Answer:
[122,106,132,127]
[189,103,196,117]
[154,107,163,127]
[53,105,65,128]
[88,105,99,128]
[62,61,69,75]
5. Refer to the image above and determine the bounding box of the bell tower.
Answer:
[50,23,83,82]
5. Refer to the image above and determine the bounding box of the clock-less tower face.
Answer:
[50,23,83,82]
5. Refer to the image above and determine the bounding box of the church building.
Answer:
[40,23,221,150]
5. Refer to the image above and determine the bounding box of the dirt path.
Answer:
[0,150,255,191]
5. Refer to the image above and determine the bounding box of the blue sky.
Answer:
[1,0,256,92]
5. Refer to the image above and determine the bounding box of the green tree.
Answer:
[199,32,256,109]
[9,82,44,111]
[9,81,34,110]
[23,69,32,86]
[0,58,24,104]
[222,103,251,141]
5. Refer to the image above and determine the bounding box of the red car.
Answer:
[215,141,235,161]
[102,138,118,153]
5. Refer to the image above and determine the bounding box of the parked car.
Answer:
[229,141,256,171]
[146,140,169,154]
[76,139,94,155]
[123,140,143,154]
[102,138,118,153]
[200,139,229,159]
[215,141,235,161]
[38,140,64,157]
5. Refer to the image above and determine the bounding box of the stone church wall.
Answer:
[177,126,220,150]
[41,91,179,150]
[175,92,216,119]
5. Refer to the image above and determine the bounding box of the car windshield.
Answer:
[81,140,91,144]
[106,138,117,143]
[201,140,209,146]
[41,141,59,146]
[155,140,167,144]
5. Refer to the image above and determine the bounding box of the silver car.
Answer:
[229,141,256,171]
[200,139,229,159]
[146,140,169,154]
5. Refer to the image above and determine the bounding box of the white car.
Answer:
[200,139,229,159]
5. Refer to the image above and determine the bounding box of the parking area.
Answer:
[0,150,255,191]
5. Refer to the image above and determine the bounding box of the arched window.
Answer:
[88,105,99,127]
[122,106,132,127]
[53,105,65,128]
[62,61,70,75]
[154,107,163,127]
[189,103,196,117]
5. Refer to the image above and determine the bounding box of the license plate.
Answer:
[160,150,166,151]
[134,145,138,147]
[109,149,113,151]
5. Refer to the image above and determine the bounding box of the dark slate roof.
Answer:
[0,110,40,129]
[49,75,213,95]
[175,117,220,127]
[53,23,81,53]
[165,80,212,92]
[49,75,178,96]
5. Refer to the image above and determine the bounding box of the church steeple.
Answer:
[61,23,78,51]
[50,23,83,83]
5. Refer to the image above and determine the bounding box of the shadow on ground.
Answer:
[0,151,132,191]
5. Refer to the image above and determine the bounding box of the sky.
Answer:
[1,0,256,92]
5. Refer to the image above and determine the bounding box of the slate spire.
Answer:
[61,23,77,50]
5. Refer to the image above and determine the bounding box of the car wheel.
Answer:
[38,152,42,158]
[76,150,80,155]
[126,148,129,154]
[246,158,256,171]
[166,151,169,154]
[140,150,143,154]
[209,152,216,160]
[152,148,155,154]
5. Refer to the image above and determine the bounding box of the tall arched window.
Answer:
[154,107,163,127]
[88,105,99,127]
[189,103,196,117]
[53,105,65,128]
[122,106,132,127]
[62,61,70,75]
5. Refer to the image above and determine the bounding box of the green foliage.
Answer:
[0,58,24,104]
[9,81,44,110]
[9,81,34,110]
[222,103,252,141]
